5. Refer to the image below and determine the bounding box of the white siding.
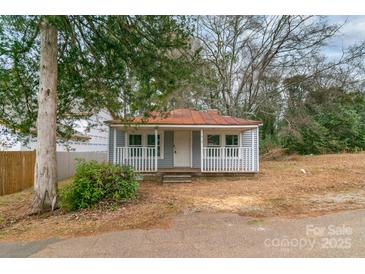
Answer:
[241,128,259,172]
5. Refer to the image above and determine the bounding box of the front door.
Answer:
[174,131,191,167]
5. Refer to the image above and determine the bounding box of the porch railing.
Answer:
[202,147,254,172]
[114,147,157,172]
[114,146,255,173]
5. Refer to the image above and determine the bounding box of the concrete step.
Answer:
[162,174,192,183]
[163,179,192,183]
[163,174,192,178]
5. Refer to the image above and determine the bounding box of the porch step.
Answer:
[162,174,192,183]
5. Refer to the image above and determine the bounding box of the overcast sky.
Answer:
[325,16,365,58]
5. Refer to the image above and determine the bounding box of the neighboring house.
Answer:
[106,108,262,173]
[0,111,110,152]
[14,132,108,152]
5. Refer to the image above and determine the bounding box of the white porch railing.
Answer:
[114,146,255,173]
[114,147,157,172]
[202,147,254,172]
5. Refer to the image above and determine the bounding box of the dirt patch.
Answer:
[300,189,365,213]
[189,195,266,216]
[0,152,365,242]
[0,180,183,242]
[261,148,289,160]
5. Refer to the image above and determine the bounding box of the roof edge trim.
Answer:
[109,124,261,128]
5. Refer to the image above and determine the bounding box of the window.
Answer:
[207,135,220,146]
[207,134,220,157]
[129,135,142,146]
[127,133,163,158]
[128,135,142,157]
[147,134,161,157]
[226,135,238,146]
[225,135,239,157]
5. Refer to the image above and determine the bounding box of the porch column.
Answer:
[200,129,203,172]
[251,128,255,171]
[256,127,259,172]
[154,128,158,171]
[113,128,116,164]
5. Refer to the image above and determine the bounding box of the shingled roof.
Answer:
[106,108,262,126]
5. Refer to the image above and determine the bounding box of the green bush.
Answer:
[60,160,140,211]
[259,134,280,155]
[281,91,365,155]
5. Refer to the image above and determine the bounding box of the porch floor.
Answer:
[141,168,257,177]
[157,168,201,173]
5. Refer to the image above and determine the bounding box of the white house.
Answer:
[106,108,262,174]
[0,111,110,152]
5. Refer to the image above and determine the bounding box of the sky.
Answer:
[325,16,365,59]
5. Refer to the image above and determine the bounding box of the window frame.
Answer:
[127,131,164,159]
[207,134,221,147]
[225,134,239,158]
[128,134,142,147]
[147,134,161,158]
[225,134,239,147]
[203,132,242,158]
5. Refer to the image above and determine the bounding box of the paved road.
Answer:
[1,209,364,257]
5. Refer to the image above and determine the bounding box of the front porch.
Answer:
[110,127,259,173]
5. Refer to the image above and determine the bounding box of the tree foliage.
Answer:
[1,15,365,155]
[189,15,365,155]
[195,16,341,116]
[0,15,198,140]
[282,88,365,154]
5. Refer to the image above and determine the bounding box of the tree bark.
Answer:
[31,21,58,214]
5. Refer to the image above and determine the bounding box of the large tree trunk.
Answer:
[31,22,58,214]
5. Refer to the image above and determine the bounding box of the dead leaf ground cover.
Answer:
[0,152,364,242]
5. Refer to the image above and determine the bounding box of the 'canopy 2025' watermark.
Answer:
[264,224,352,252]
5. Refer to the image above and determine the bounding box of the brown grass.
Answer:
[1,152,365,242]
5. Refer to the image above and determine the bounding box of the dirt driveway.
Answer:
[0,152,364,242]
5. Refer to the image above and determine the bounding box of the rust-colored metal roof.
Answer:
[107,109,262,126]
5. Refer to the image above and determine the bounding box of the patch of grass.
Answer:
[0,213,5,226]
[266,197,291,209]
[247,219,264,225]
[166,201,176,209]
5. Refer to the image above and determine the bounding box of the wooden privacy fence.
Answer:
[0,151,107,196]
[0,151,36,196]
